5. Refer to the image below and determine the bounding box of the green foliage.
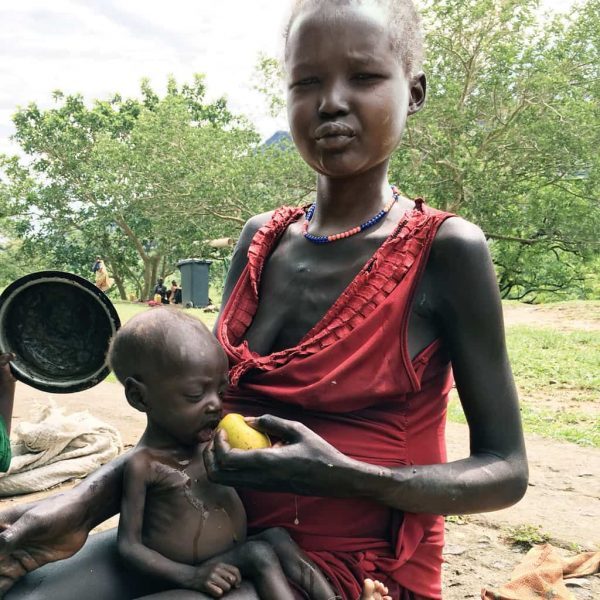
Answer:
[448,315,600,447]
[505,525,551,550]
[253,54,287,118]
[389,0,600,301]
[2,76,313,299]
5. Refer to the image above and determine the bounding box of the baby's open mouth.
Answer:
[197,417,220,442]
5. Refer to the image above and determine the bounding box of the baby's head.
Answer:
[108,308,227,446]
[283,0,426,178]
[285,0,424,77]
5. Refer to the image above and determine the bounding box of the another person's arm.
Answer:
[0,353,16,472]
[207,217,528,515]
[0,447,128,593]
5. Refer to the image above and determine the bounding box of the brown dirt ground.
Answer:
[502,300,600,331]
[1,302,598,598]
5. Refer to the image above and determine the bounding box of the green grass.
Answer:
[448,400,600,447]
[448,325,600,448]
[504,524,551,550]
[505,326,599,402]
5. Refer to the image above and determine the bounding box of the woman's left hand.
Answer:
[203,414,349,496]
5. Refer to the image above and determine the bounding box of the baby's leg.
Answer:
[203,540,296,600]
[252,527,338,600]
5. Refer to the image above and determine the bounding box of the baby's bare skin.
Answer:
[113,310,335,599]
[128,444,245,566]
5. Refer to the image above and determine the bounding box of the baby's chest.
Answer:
[150,461,235,509]
[144,464,245,563]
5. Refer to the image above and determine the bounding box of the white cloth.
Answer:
[0,401,123,497]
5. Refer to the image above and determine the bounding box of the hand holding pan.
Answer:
[0,271,121,393]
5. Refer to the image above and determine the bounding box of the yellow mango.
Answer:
[217,413,271,450]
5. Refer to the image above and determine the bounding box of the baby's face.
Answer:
[146,339,228,447]
[285,4,419,178]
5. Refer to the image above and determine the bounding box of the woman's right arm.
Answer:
[0,445,129,593]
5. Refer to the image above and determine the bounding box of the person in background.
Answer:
[168,280,181,305]
[92,256,102,274]
[153,278,169,305]
[94,258,113,293]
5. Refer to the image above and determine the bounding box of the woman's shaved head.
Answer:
[286,0,424,76]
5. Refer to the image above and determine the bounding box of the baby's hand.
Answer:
[183,561,241,597]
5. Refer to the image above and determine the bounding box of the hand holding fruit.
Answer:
[216,413,271,450]
[204,414,349,496]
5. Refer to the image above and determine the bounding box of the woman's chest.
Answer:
[245,235,382,354]
[244,233,437,357]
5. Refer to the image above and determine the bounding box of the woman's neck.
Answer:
[312,162,393,233]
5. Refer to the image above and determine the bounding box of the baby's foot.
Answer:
[361,578,392,600]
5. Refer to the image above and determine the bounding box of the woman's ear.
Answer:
[125,377,149,413]
[408,71,427,115]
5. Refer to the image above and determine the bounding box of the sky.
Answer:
[0,0,576,156]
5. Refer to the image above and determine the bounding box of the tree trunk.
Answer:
[142,255,162,300]
[112,272,127,300]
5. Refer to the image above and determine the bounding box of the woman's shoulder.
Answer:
[238,211,276,247]
[238,206,304,252]
[426,215,499,312]
[430,215,488,263]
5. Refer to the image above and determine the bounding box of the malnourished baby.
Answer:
[111,309,365,599]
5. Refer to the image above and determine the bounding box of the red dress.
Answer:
[217,203,454,600]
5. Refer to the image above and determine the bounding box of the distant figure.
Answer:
[168,280,181,305]
[93,258,113,293]
[152,278,168,305]
[91,256,102,274]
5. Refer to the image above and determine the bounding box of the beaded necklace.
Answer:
[303,185,400,244]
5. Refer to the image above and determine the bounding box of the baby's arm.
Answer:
[117,451,241,597]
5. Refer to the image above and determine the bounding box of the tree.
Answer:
[3,77,256,298]
[389,0,599,300]
[2,74,318,299]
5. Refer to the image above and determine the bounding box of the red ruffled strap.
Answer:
[225,206,440,386]
[247,206,305,298]
[221,206,304,346]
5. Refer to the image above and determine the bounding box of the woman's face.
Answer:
[285,4,424,179]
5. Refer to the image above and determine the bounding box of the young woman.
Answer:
[0,2,527,598]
